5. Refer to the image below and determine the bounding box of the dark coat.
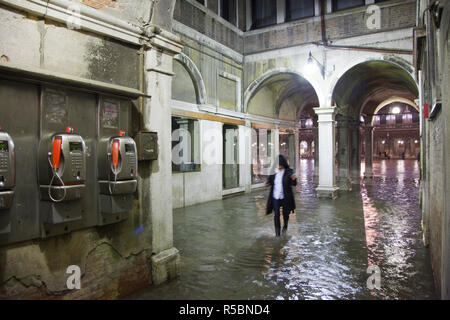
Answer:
[265,167,297,215]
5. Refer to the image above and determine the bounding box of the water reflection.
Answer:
[130,159,435,300]
[360,182,381,267]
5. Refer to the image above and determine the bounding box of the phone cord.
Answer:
[108,169,118,195]
[47,156,66,202]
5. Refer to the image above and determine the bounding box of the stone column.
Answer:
[336,119,351,190]
[350,121,361,185]
[143,30,183,285]
[364,126,374,179]
[243,120,252,193]
[273,126,279,173]
[314,107,339,198]
[313,126,319,176]
[295,128,301,179]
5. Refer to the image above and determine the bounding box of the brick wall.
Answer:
[82,0,121,10]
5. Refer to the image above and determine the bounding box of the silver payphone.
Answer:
[98,130,137,215]
[0,129,15,211]
[39,126,86,203]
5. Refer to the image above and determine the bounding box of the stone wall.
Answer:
[173,0,244,53]
[243,0,416,55]
[419,0,450,299]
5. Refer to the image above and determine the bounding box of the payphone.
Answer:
[98,130,137,195]
[98,130,137,215]
[0,129,15,211]
[39,126,86,203]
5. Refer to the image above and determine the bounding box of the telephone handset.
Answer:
[112,139,120,171]
[51,136,62,171]
[111,131,126,174]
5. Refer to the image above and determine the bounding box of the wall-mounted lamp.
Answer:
[305,52,325,79]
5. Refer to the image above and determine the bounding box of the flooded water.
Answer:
[130,159,436,300]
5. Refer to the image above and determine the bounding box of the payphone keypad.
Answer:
[70,152,83,178]
[0,149,9,173]
[125,144,136,176]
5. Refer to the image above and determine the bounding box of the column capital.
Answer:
[313,106,336,122]
[143,27,183,56]
[313,106,336,115]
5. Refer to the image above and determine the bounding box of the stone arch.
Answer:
[173,53,207,105]
[243,68,323,114]
[373,97,419,115]
[326,56,417,107]
[370,97,419,126]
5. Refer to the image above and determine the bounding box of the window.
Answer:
[196,0,205,5]
[220,0,237,25]
[332,0,364,11]
[373,115,380,125]
[386,114,396,125]
[172,116,200,172]
[251,0,277,29]
[402,113,413,124]
[223,124,239,189]
[286,0,315,21]
[251,128,274,184]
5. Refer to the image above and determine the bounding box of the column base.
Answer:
[151,247,180,286]
[337,177,352,191]
[316,186,339,199]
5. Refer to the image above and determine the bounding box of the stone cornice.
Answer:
[143,27,183,56]
[0,0,145,45]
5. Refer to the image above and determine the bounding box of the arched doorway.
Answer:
[245,70,319,186]
[331,60,418,188]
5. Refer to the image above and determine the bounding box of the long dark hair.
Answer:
[278,154,289,169]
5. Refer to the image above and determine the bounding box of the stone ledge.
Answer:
[151,247,180,286]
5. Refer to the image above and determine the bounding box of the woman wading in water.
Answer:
[266,155,297,237]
